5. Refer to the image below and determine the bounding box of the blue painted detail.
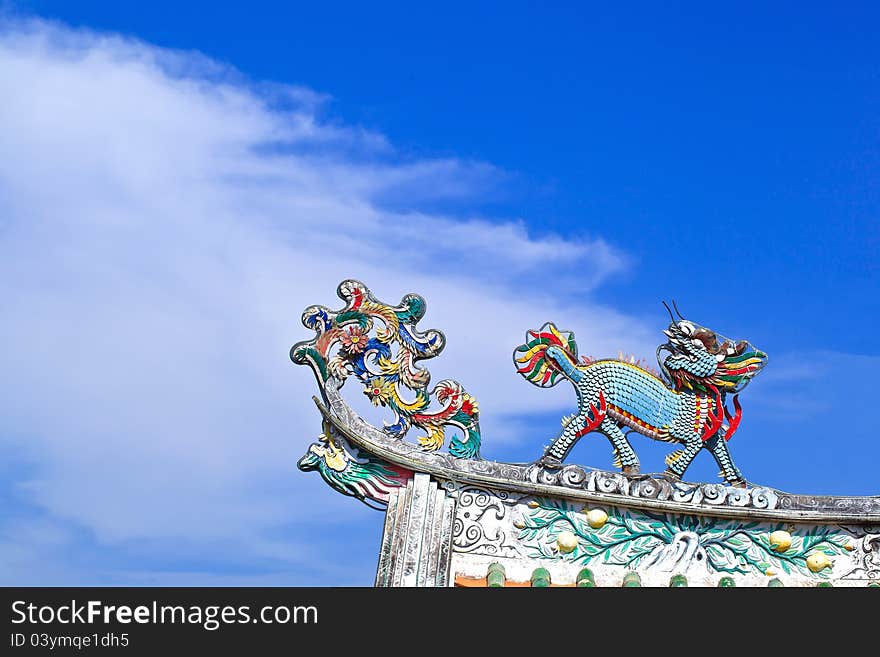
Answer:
[349,338,393,379]
[397,324,437,355]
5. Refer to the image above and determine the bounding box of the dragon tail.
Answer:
[513,322,581,388]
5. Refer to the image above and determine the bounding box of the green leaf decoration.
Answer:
[516,500,852,579]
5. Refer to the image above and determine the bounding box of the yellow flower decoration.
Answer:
[364,378,395,406]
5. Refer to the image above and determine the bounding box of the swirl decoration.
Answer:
[839,528,880,580]
[450,485,526,557]
[291,280,482,458]
[860,534,880,580]
[517,500,853,578]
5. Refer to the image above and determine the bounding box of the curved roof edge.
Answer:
[318,378,880,523]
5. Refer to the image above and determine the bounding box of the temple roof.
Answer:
[292,281,880,587]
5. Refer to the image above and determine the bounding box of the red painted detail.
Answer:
[365,465,413,503]
[575,392,607,438]
[541,369,552,385]
[671,370,688,391]
[701,387,725,441]
[723,394,742,441]
[389,465,412,480]
[608,403,662,435]
[722,365,754,376]
[351,287,363,309]
[534,331,564,345]
[413,404,456,423]
[413,389,462,423]
[435,384,456,400]
[516,351,545,373]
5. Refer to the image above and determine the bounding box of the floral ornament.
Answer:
[339,325,368,355]
[365,377,396,407]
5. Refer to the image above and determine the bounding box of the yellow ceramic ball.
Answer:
[806,553,833,573]
[585,509,609,529]
[769,530,792,553]
[556,530,578,553]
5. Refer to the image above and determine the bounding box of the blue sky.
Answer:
[1,2,877,585]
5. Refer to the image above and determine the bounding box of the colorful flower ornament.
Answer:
[339,325,368,354]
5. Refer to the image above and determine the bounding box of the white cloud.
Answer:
[0,18,655,583]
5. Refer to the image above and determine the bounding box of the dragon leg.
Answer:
[705,431,747,487]
[542,392,607,464]
[598,418,640,474]
[543,413,589,463]
[664,434,703,480]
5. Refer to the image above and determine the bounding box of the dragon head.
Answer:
[660,303,767,393]
[297,421,412,505]
[298,429,350,474]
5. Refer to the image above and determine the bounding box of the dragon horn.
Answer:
[662,301,677,323]
[672,299,685,319]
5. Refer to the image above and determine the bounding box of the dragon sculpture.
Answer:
[513,303,767,487]
[297,420,412,509]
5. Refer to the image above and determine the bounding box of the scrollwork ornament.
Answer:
[450,485,526,557]
[292,280,481,458]
[839,528,880,581]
